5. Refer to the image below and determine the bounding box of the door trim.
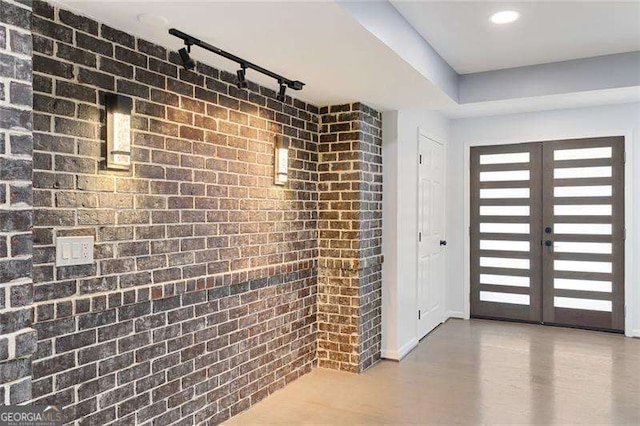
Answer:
[462,129,637,337]
[416,127,447,338]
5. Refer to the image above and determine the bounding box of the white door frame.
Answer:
[462,128,638,337]
[416,127,447,337]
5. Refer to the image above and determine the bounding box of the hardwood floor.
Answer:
[226,319,640,425]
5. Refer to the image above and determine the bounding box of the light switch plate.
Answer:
[56,236,94,267]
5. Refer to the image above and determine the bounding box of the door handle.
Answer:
[440,240,447,246]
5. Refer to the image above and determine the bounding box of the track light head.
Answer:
[276,83,287,102]
[288,81,305,91]
[178,47,195,70]
[236,67,248,89]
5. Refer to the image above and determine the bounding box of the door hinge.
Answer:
[418,232,422,242]
[624,151,627,164]
[419,154,422,164]
[418,310,421,320]
[624,227,626,240]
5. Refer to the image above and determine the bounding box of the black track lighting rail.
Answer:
[169,28,305,92]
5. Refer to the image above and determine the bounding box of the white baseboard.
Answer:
[626,328,640,338]
[381,338,419,361]
[446,311,465,319]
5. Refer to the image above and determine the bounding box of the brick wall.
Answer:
[0,0,37,405]
[317,103,383,373]
[29,1,319,423]
[0,0,384,422]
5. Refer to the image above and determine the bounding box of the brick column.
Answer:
[0,0,36,404]
[317,103,382,373]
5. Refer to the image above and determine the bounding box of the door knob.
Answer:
[440,240,447,246]
[544,240,553,247]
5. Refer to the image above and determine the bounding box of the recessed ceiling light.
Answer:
[490,10,520,24]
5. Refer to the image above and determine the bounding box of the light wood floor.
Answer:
[226,319,640,425]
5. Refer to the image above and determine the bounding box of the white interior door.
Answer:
[417,134,446,339]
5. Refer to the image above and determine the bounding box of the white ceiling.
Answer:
[53,0,640,116]
[391,1,640,74]
[51,0,454,110]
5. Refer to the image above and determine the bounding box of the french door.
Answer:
[470,137,625,332]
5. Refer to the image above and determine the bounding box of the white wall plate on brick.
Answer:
[56,236,94,267]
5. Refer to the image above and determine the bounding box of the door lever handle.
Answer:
[440,240,447,246]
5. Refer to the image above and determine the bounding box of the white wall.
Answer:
[337,0,458,103]
[382,109,450,359]
[459,52,640,103]
[448,102,640,336]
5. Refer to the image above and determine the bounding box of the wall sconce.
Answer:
[105,93,133,170]
[274,135,289,185]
